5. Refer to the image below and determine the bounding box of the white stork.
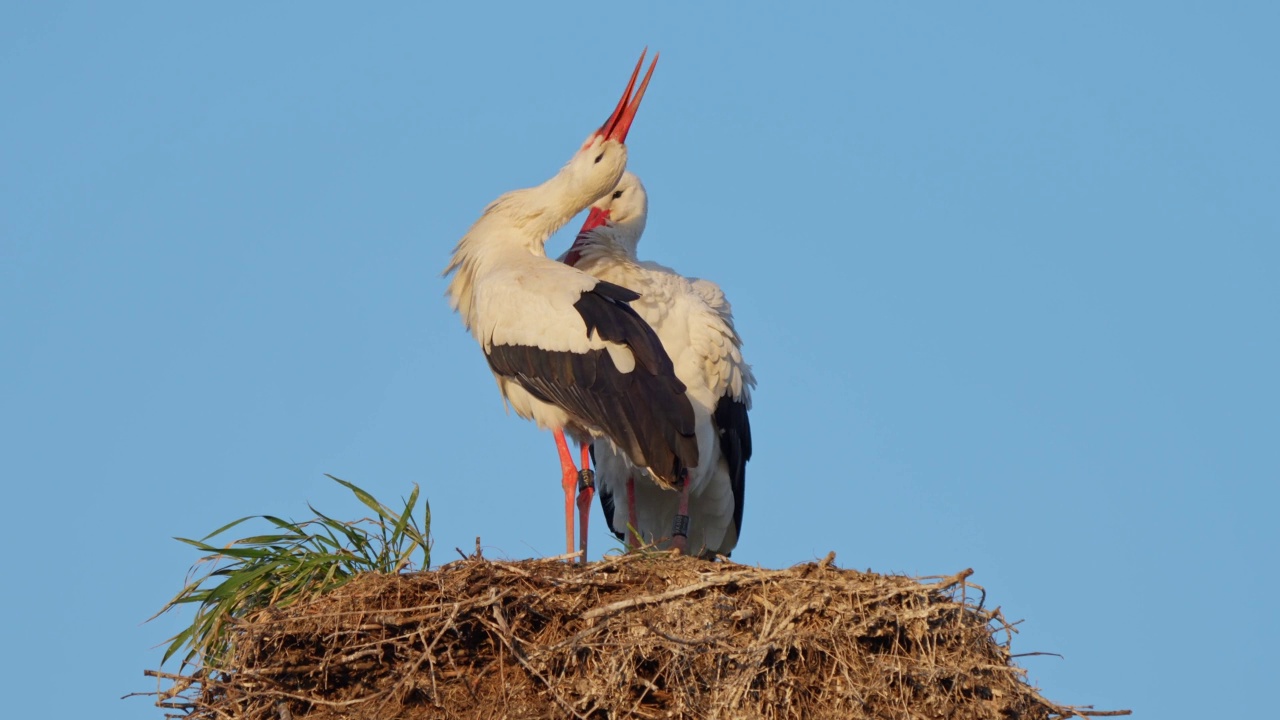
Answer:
[561,172,754,557]
[443,53,699,561]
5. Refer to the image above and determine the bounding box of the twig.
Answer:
[640,619,729,647]
[582,571,762,620]
[930,567,974,591]
[485,605,590,720]
[762,595,828,642]
[143,669,195,682]
[536,549,585,563]
[256,688,391,708]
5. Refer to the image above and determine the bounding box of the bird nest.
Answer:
[146,553,1126,720]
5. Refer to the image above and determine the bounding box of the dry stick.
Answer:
[201,700,237,720]
[640,619,730,647]
[581,549,648,575]
[417,601,468,706]
[1011,651,1065,659]
[236,659,378,676]
[991,606,1015,647]
[485,605,591,720]
[140,669,197,700]
[331,598,466,713]
[814,638,871,706]
[376,623,447,717]
[538,619,612,656]
[762,595,828,643]
[974,662,1028,676]
[756,577,788,640]
[583,571,763,620]
[536,549,585,563]
[235,596,476,626]
[1055,707,1132,718]
[493,560,535,578]
[496,614,510,717]
[930,567,975,591]
[256,688,392,709]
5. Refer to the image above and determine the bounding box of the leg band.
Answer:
[672,513,690,538]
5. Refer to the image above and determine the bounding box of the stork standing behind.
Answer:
[443,54,698,561]
[562,172,754,557]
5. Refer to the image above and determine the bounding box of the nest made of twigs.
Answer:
[147,552,1127,720]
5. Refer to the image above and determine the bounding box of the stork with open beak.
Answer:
[562,172,754,558]
[444,53,698,561]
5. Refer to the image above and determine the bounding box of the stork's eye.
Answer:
[612,190,624,199]
[594,153,605,164]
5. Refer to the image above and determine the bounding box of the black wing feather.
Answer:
[485,280,699,486]
[713,395,752,537]
[595,441,626,542]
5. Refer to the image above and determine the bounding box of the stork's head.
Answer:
[593,171,648,251]
[564,172,648,264]
[562,51,657,207]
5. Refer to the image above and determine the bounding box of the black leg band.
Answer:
[672,513,690,538]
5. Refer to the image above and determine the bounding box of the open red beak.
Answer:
[596,50,658,144]
[562,207,612,267]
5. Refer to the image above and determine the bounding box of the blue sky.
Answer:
[3,3,1276,717]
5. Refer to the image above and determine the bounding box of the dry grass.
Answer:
[145,552,1128,720]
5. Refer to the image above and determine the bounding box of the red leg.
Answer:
[626,475,638,550]
[575,442,594,563]
[553,429,578,557]
[671,470,691,555]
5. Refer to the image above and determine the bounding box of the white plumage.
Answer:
[443,55,698,559]
[562,172,755,557]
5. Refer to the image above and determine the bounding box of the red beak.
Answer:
[596,50,658,143]
[578,206,612,235]
[562,207,612,266]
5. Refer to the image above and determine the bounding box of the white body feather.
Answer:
[564,173,755,556]
[443,141,633,434]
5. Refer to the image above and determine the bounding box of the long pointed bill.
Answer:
[596,50,658,143]
[561,207,611,267]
